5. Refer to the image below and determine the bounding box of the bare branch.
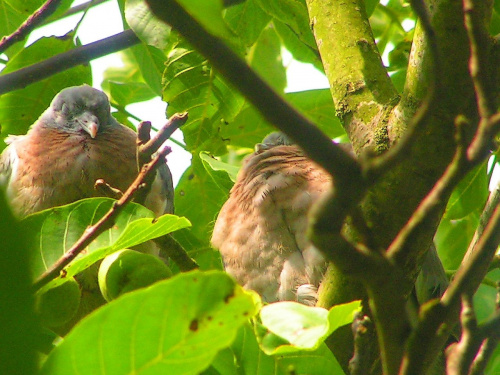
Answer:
[0,30,140,95]
[0,0,63,55]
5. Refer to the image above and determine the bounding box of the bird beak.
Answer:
[78,111,99,139]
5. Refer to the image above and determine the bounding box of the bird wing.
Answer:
[145,162,175,216]
[0,136,21,196]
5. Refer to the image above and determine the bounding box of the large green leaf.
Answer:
[163,36,243,154]
[258,300,360,355]
[219,89,344,148]
[21,198,191,292]
[435,212,479,271]
[176,0,235,40]
[443,163,489,220]
[224,0,271,47]
[174,155,233,244]
[125,0,171,50]
[273,19,323,71]
[216,322,345,375]
[0,37,92,139]
[254,0,316,51]
[40,270,261,375]
[247,26,287,92]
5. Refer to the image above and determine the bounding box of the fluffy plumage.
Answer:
[0,85,173,217]
[212,132,449,307]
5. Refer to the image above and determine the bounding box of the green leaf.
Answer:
[21,198,191,292]
[444,163,489,220]
[109,81,157,106]
[125,0,171,50]
[131,43,167,96]
[174,155,233,244]
[255,0,316,51]
[435,213,479,271]
[163,36,244,154]
[40,270,261,375]
[474,270,500,323]
[176,0,235,40]
[0,37,91,138]
[248,26,287,92]
[0,0,44,39]
[200,152,239,182]
[227,322,345,375]
[364,0,379,16]
[224,0,271,47]
[259,300,360,355]
[273,19,323,71]
[0,192,38,374]
[220,89,344,148]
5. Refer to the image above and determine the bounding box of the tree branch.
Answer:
[144,0,363,191]
[0,0,63,55]
[0,30,140,95]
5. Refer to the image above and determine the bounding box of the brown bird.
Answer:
[212,132,331,305]
[0,84,174,217]
[212,132,449,306]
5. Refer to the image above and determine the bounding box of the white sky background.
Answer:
[27,0,330,186]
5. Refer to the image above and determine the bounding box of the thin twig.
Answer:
[41,0,110,27]
[32,146,172,292]
[0,0,63,55]
[0,30,140,95]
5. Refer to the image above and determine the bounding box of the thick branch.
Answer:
[305,0,399,153]
[0,30,140,95]
[144,0,363,190]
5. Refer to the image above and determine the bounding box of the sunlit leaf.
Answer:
[40,271,261,375]
[21,198,190,292]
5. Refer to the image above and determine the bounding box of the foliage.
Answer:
[0,0,499,374]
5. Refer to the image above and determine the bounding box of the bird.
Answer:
[211,132,332,305]
[0,85,175,335]
[0,84,174,217]
[211,132,449,307]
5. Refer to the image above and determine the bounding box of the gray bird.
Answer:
[212,132,331,305]
[212,132,449,307]
[0,84,174,217]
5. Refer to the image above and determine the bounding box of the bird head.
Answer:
[43,85,113,138]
